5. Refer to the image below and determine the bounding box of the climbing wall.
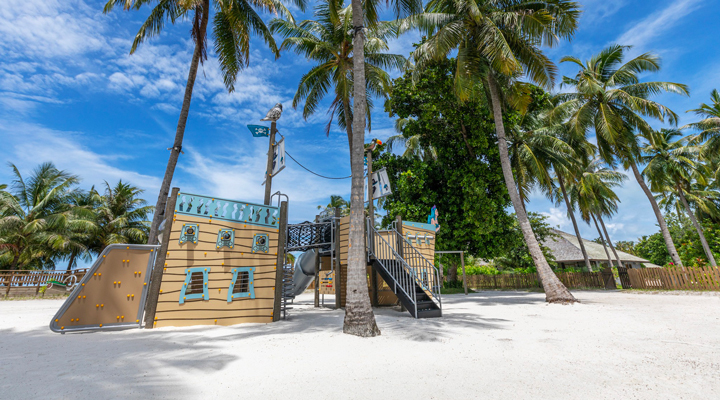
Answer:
[49,244,158,333]
[154,193,281,328]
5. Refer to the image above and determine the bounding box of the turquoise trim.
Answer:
[251,233,270,253]
[179,267,210,304]
[402,221,436,232]
[175,192,279,229]
[216,228,234,249]
[227,267,255,302]
[179,223,199,245]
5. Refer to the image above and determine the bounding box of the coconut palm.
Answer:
[641,129,717,266]
[317,194,350,216]
[568,158,627,269]
[0,163,80,270]
[686,89,720,178]
[555,45,690,268]
[386,118,437,161]
[271,0,403,159]
[104,0,305,244]
[406,0,582,302]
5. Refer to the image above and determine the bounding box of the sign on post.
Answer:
[247,125,270,137]
[367,168,392,200]
[271,137,286,177]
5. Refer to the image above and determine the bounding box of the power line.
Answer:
[285,151,351,180]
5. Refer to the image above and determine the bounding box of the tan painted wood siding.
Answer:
[155,215,280,327]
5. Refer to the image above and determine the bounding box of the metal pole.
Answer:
[272,200,288,321]
[264,121,277,205]
[366,148,379,307]
[334,208,341,309]
[461,251,468,295]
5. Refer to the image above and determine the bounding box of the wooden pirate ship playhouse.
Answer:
[50,189,442,333]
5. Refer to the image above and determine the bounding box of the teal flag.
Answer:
[247,125,270,137]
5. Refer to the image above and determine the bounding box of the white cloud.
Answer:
[540,207,572,231]
[0,121,161,193]
[615,0,704,50]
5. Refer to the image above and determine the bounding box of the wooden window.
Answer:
[179,268,209,304]
[227,267,255,302]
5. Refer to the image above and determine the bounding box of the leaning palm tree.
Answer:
[271,0,403,160]
[406,0,582,303]
[0,163,80,270]
[641,129,717,266]
[104,0,305,245]
[686,89,720,179]
[555,45,690,268]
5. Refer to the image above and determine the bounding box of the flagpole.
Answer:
[264,121,277,206]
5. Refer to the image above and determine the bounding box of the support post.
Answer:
[314,215,321,308]
[143,187,179,328]
[461,251,468,295]
[395,215,406,312]
[366,148,379,307]
[334,207,341,309]
[263,121,277,206]
[273,200,288,321]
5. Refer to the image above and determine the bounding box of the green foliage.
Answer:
[635,213,720,267]
[492,213,558,271]
[377,57,516,262]
[0,163,151,270]
[636,233,671,266]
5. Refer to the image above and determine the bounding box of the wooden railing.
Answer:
[627,266,720,290]
[0,269,89,297]
[463,270,613,290]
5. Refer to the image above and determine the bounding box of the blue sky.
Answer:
[1,0,718,254]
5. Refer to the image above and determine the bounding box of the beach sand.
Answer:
[1,290,718,399]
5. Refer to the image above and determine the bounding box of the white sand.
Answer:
[1,291,719,399]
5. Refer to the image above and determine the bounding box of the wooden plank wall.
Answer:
[401,225,436,265]
[338,216,349,307]
[155,214,280,327]
[627,266,720,290]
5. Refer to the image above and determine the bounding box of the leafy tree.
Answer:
[0,163,80,270]
[615,241,637,256]
[493,213,558,272]
[555,45,690,268]
[686,89,720,178]
[317,195,350,216]
[640,128,717,266]
[406,0,582,303]
[104,0,305,245]
[635,233,670,266]
[378,57,519,281]
[271,0,403,158]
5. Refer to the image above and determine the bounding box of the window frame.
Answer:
[179,267,209,304]
[227,267,256,302]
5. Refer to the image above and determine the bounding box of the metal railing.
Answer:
[391,229,442,309]
[366,219,419,317]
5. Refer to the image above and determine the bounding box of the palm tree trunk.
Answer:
[487,76,575,303]
[558,174,593,272]
[66,253,77,272]
[629,162,684,269]
[343,1,380,337]
[592,213,613,270]
[10,252,20,271]
[343,98,354,165]
[598,215,624,268]
[677,185,717,266]
[146,1,209,245]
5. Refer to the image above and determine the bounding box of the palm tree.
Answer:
[641,129,717,266]
[686,89,720,179]
[0,163,80,270]
[569,158,626,269]
[555,45,690,268]
[386,118,437,160]
[317,194,350,216]
[104,0,305,245]
[407,0,582,303]
[343,0,421,336]
[271,0,403,160]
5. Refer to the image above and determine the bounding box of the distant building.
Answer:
[543,230,656,270]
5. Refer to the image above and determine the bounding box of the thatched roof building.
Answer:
[543,230,654,269]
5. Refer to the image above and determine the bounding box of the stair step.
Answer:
[417,308,442,318]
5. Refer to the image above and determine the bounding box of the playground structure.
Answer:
[49,188,442,333]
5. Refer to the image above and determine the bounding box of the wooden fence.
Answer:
[627,266,720,291]
[463,270,613,290]
[0,269,89,297]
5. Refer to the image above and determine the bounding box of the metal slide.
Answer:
[288,249,318,297]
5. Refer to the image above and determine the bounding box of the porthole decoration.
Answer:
[179,223,199,245]
[251,233,269,254]
[216,228,234,249]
